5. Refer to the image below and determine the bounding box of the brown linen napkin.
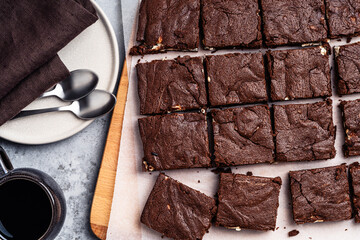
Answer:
[0,0,98,126]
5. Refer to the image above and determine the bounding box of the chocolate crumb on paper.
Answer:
[288,230,299,237]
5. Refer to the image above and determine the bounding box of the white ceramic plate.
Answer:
[0,0,119,145]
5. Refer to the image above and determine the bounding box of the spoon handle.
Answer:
[13,104,73,119]
[40,84,64,99]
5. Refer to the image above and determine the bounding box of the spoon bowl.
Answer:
[41,70,99,101]
[14,90,116,120]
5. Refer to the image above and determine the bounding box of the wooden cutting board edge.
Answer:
[90,59,129,240]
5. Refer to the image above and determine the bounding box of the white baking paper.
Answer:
[107,1,360,239]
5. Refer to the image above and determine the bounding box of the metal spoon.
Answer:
[14,90,116,120]
[40,70,99,101]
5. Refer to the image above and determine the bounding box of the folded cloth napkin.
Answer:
[0,0,98,126]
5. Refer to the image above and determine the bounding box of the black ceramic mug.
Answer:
[0,147,66,240]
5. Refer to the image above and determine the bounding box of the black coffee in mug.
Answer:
[0,146,66,240]
[0,179,53,239]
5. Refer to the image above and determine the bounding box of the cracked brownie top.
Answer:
[138,112,211,171]
[274,100,336,162]
[216,173,282,231]
[289,164,352,224]
[339,99,360,156]
[205,52,267,106]
[141,173,217,240]
[136,56,207,115]
[211,105,274,166]
[267,45,332,101]
[261,0,328,47]
[335,41,360,95]
[326,0,360,38]
[201,0,262,49]
[130,0,200,55]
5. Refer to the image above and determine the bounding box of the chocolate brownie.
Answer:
[261,0,328,47]
[215,173,282,231]
[335,42,360,95]
[141,173,217,239]
[211,105,274,167]
[138,112,211,171]
[289,164,352,224]
[130,0,200,55]
[136,56,207,115]
[349,162,360,222]
[340,99,360,156]
[326,0,360,38]
[205,53,267,107]
[267,46,332,101]
[274,100,336,162]
[201,0,262,49]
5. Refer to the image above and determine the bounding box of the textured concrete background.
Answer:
[0,1,125,239]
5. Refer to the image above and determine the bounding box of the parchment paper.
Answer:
[107,1,360,239]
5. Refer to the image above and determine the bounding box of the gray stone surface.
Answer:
[0,1,125,239]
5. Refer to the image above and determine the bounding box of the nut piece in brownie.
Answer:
[130,0,200,55]
[205,53,267,107]
[340,99,360,156]
[335,42,360,95]
[274,100,336,162]
[261,0,328,47]
[289,164,352,224]
[349,162,360,222]
[138,112,211,171]
[141,173,217,239]
[211,105,274,167]
[136,56,207,115]
[215,173,282,231]
[201,0,262,49]
[326,0,360,38]
[267,46,331,101]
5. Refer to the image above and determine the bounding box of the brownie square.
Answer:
[141,173,217,239]
[289,164,352,224]
[205,53,267,107]
[326,0,360,38]
[136,56,207,115]
[216,173,282,231]
[267,46,332,101]
[201,0,262,49]
[349,162,360,222]
[335,42,360,95]
[274,100,336,162]
[340,99,360,156]
[130,0,200,55]
[138,112,211,171]
[211,105,274,167]
[261,0,328,47]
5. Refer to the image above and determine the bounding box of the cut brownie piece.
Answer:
[141,173,217,239]
[289,164,352,224]
[211,105,274,167]
[130,0,200,55]
[138,112,211,171]
[267,46,331,101]
[261,0,328,47]
[274,100,336,162]
[136,56,207,115]
[216,173,282,231]
[349,162,360,222]
[335,42,360,95]
[340,99,360,156]
[325,0,360,38]
[205,53,267,107]
[201,0,262,49]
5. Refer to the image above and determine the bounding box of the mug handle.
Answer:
[0,146,13,176]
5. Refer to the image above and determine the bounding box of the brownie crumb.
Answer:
[198,180,200,183]
[276,227,279,230]
[211,167,232,174]
[347,37,352,43]
[288,230,299,237]
[246,171,253,176]
[284,227,286,229]
[345,229,348,231]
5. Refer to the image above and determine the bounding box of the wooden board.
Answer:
[90,60,129,240]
